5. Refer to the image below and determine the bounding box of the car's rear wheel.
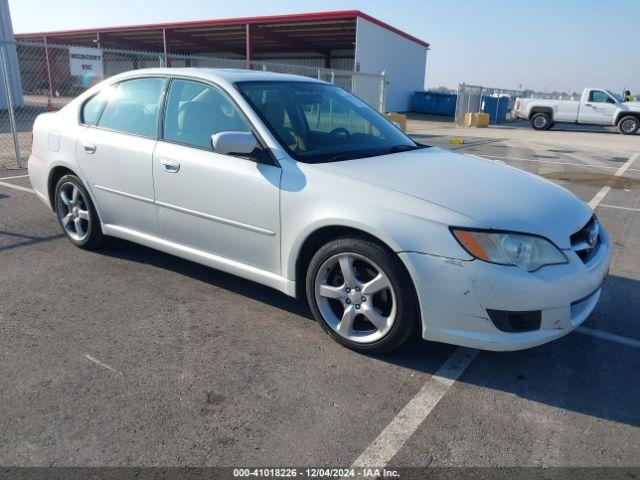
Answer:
[618,116,639,135]
[305,236,417,354]
[531,112,552,130]
[55,174,107,249]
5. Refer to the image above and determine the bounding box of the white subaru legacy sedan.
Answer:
[28,68,610,354]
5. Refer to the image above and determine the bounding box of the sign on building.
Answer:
[69,46,103,78]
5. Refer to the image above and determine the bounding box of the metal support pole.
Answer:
[245,24,253,70]
[379,71,386,113]
[455,83,463,125]
[162,28,171,67]
[329,70,335,130]
[43,36,54,100]
[0,43,21,168]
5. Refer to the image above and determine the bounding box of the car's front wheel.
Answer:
[55,174,107,249]
[618,116,639,135]
[306,236,418,354]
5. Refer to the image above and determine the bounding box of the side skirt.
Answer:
[102,224,296,297]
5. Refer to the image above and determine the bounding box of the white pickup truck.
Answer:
[514,88,640,135]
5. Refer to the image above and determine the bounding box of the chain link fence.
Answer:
[454,83,525,126]
[0,40,385,169]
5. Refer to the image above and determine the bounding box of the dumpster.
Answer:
[481,96,510,123]
[412,91,457,116]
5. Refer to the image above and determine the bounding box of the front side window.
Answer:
[97,77,166,137]
[236,81,421,163]
[163,78,251,150]
[589,90,613,104]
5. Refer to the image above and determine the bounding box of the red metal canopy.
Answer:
[15,10,429,60]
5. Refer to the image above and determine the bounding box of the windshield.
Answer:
[236,81,423,163]
[606,90,623,102]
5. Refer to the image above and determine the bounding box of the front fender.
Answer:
[280,161,476,282]
[283,217,402,281]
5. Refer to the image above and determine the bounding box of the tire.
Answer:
[305,236,418,354]
[617,116,639,135]
[54,174,107,249]
[531,112,552,130]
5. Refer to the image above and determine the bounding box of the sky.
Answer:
[7,0,640,94]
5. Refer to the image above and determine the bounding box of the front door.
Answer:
[579,90,618,124]
[152,78,281,273]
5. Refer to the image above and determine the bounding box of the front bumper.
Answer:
[400,227,611,351]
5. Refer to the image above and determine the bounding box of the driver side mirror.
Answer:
[211,131,258,155]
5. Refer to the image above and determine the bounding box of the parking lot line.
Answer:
[0,174,29,181]
[483,154,640,173]
[351,348,478,468]
[599,204,640,213]
[589,152,640,209]
[577,326,640,349]
[84,354,123,376]
[0,180,34,194]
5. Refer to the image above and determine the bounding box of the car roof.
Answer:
[111,67,328,85]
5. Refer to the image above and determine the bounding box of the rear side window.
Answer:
[162,78,251,149]
[98,77,166,137]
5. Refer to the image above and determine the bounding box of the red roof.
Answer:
[15,10,429,53]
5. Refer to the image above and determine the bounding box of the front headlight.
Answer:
[451,228,567,272]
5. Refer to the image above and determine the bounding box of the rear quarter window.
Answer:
[81,92,106,125]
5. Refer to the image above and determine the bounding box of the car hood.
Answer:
[314,147,592,249]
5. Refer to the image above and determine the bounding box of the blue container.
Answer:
[481,96,510,123]
[412,91,457,116]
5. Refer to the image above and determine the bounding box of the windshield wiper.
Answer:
[319,144,428,163]
[388,144,423,153]
[365,144,425,158]
[322,154,355,163]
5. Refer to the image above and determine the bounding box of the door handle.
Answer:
[584,103,593,107]
[82,143,96,154]
[160,159,181,173]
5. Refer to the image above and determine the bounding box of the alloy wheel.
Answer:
[57,182,90,242]
[314,252,397,344]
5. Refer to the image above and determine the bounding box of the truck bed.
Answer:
[515,98,580,122]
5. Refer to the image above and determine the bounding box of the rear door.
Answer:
[152,78,281,273]
[76,77,166,234]
[579,90,618,124]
